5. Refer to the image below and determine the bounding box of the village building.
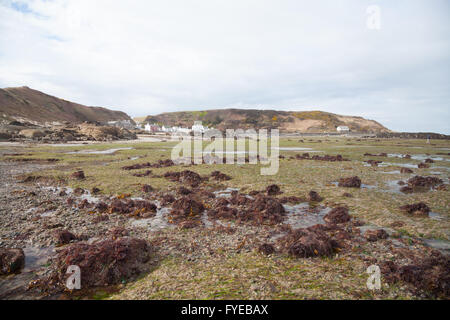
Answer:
[336,126,350,133]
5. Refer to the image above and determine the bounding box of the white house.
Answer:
[192,121,206,133]
[144,123,161,132]
[337,126,350,133]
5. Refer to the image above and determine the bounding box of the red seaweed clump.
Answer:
[407,176,443,191]
[53,230,77,245]
[308,190,323,202]
[266,184,281,196]
[380,251,450,298]
[71,170,85,180]
[338,176,361,188]
[324,207,351,224]
[364,229,389,242]
[164,170,204,187]
[51,238,152,288]
[400,168,413,174]
[108,199,157,218]
[211,171,231,181]
[0,248,25,275]
[399,202,430,217]
[277,227,339,258]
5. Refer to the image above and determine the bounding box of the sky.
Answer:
[0,0,449,133]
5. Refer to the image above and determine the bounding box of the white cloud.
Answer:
[0,0,449,133]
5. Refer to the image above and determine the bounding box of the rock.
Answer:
[19,129,46,139]
[0,248,25,275]
[338,176,361,188]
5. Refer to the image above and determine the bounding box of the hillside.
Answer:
[0,86,132,125]
[143,109,390,133]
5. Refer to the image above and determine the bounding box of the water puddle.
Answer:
[364,162,418,169]
[66,147,133,155]
[0,246,56,299]
[422,239,450,255]
[41,186,101,204]
[330,182,376,189]
[283,203,330,229]
[129,203,173,232]
[213,188,240,198]
[380,170,401,174]
[388,153,449,162]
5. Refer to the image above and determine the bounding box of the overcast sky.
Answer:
[0,0,449,133]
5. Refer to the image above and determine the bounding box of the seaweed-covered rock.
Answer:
[400,168,413,174]
[258,243,275,255]
[52,238,152,288]
[278,227,338,258]
[0,248,25,275]
[211,171,231,181]
[364,229,388,242]
[338,176,361,188]
[308,190,323,202]
[164,170,203,187]
[407,176,443,190]
[54,230,77,245]
[71,170,85,180]
[324,207,351,224]
[171,196,205,216]
[266,184,281,196]
[400,202,430,217]
[381,252,450,298]
[141,184,154,193]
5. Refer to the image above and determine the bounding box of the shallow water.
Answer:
[213,187,240,198]
[66,147,133,155]
[0,246,56,300]
[388,153,449,162]
[283,203,330,230]
[129,206,173,232]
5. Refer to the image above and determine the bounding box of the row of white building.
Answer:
[144,121,213,134]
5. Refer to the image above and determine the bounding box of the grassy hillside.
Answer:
[144,109,390,133]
